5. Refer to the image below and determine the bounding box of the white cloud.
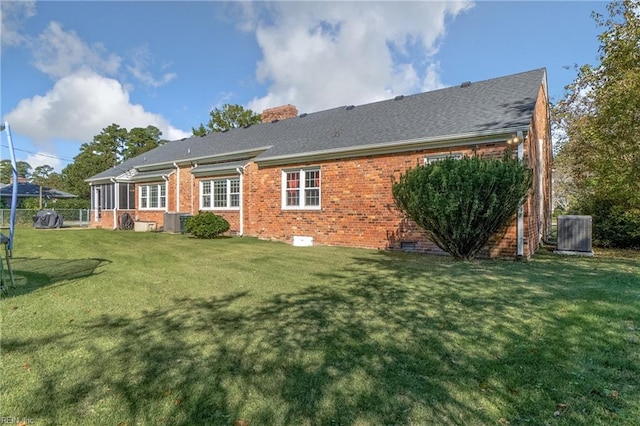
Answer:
[31,21,122,79]
[126,45,177,88]
[0,0,36,47]
[4,70,190,145]
[25,152,63,172]
[244,1,473,114]
[422,62,446,92]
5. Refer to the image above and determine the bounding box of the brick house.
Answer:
[87,68,552,258]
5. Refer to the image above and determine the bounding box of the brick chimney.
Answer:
[261,104,298,123]
[10,176,28,184]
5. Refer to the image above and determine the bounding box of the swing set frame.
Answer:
[0,121,19,295]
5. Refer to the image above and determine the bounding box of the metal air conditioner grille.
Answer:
[164,212,182,233]
[556,215,593,254]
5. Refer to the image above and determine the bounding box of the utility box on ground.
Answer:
[134,221,157,232]
[179,214,192,234]
[555,215,594,256]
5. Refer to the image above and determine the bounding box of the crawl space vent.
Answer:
[293,236,314,247]
[400,241,417,252]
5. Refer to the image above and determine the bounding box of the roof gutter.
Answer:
[136,146,272,172]
[110,177,118,230]
[254,126,530,167]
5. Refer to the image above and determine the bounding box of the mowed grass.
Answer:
[1,228,638,426]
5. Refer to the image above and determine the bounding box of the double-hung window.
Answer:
[282,168,321,209]
[200,178,240,210]
[139,183,166,210]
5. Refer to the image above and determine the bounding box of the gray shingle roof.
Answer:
[0,183,77,198]
[191,160,248,177]
[88,68,545,181]
[128,168,175,182]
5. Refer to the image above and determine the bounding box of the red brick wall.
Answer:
[520,83,552,258]
[244,143,522,258]
[176,166,195,214]
[89,209,116,229]
[166,171,177,213]
[88,84,551,259]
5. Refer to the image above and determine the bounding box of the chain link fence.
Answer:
[0,209,90,227]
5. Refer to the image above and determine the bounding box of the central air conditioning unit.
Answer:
[164,212,182,233]
[555,215,594,256]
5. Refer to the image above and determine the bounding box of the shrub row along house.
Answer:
[87,68,552,258]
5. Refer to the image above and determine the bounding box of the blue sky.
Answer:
[1,1,608,173]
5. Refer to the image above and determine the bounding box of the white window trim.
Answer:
[199,177,240,211]
[138,182,166,210]
[281,167,322,211]
[423,153,463,165]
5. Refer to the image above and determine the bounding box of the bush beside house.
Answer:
[185,212,230,239]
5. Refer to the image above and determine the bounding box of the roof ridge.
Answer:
[299,67,546,113]
[87,67,546,182]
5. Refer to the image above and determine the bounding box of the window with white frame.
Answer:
[200,177,240,210]
[283,168,321,209]
[139,183,166,210]
[423,153,463,165]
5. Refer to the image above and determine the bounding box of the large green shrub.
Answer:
[184,212,230,239]
[20,198,40,209]
[392,155,532,260]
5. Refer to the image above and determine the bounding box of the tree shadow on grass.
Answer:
[3,257,111,297]
[3,250,639,425]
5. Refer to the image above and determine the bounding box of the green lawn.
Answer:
[1,228,639,425]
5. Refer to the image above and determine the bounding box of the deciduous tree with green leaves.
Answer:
[554,0,640,247]
[192,104,262,136]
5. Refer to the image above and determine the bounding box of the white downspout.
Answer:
[191,163,197,215]
[236,166,245,236]
[91,183,98,222]
[111,178,118,229]
[538,138,544,241]
[162,175,170,213]
[173,162,180,212]
[517,130,525,258]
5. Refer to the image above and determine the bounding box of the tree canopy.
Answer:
[61,124,167,199]
[192,104,262,136]
[30,164,64,190]
[553,0,640,247]
[0,160,31,183]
